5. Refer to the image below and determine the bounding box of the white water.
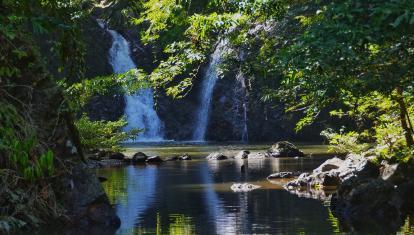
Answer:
[98,20,164,141]
[192,40,228,141]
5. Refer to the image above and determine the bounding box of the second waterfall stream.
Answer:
[98,20,164,141]
[192,40,229,141]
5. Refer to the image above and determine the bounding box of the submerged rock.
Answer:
[165,156,179,161]
[146,156,164,163]
[235,150,250,159]
[231,183,261,192]
[267,141,304,158]
[206,152,228,160]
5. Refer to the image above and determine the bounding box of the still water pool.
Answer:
[96,143,414,234]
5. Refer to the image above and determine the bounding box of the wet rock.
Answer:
[235,150,250,159]
[179,155,192,160]
[231,183,261,192]
[267,141,304,158]
[146,156,164,163]
[133,152,148,158]
[267,171,301,179]
[206,152,228,160]
[165,156,179,161]
[108,152,125,160]
[247,152,269,159]
[124,152,149,164]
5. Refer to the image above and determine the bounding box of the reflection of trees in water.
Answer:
[100,168,129,205]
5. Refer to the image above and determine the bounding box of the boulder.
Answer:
[380,162,414,184]
[267,171,301,179]
[108,152,125,160]
[206,152,228,160]
[235,150,250,159]
[165,156,179,161]
[267,141,304,158]
[146,156,164,163]
[313,157,343,174]
[331,178,404,232]
[124,153,148,164]
[230,183,261,192]
[133,152,148,158]
[179,155,192,160]
[247,152,269,159]
[285,154,379,191]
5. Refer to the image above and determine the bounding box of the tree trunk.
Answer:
[396,87,414,147]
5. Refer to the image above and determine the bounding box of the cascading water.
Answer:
[98,20,164,141]
[192,40,228,141]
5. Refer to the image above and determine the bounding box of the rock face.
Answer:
[287,154,414,233]
[231,183,261,192]
[267,141,304,158]
[59,165,120,228]
[285,154,379,190]
[206,152,228,160]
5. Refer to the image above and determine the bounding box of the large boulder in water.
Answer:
[267,141,304,158]
[206,152,228,160]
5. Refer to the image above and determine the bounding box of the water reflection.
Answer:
[98,157,339,234]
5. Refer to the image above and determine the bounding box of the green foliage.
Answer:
[75,114,140,152]
[321,128,371,155]
[0,102,55,180]
[64,68,150,110]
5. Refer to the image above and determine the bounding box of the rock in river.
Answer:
[179,155,192,160]
[267,141,304,158]
[231,183,261,192]
[206,152,228,160]
[146,156,164,163]
[235,150,250,159]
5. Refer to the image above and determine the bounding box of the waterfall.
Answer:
[98,20,164,141]
[192,40,228,141]
[236,71,249,142]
